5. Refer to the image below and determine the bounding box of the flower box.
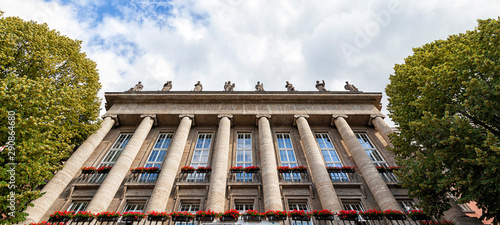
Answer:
[230,166,244,173]
[243,215,262,222]
[291,216,310,221]
[338,210,358,221]
[97,217,119,222]
[97,166,112,173]
[265,210,288,221]
[326,167,342,173]
[362,215,383,220]
[96,211,121,222]
[314,215,334,220]
[388,166,400,171]
[171,211,194,221]
[311,210,335,220]
[221,209,240,221]
[131,167,160,173]
[196,166,212,173]
[407,210,430,221]
[48,211,74,222]
[220,216,238,222]
[122,212,146,221]
[196,215,216,221]
[244,166,260,173]
[291,166,307,173]
[72,217,94,222]
[376,166,387,172]
[277,166,291,173]
[181,166,196,173]
[385,215,406,220]
[81,167,96,174]
[148,216,170,221]
[122,216,143,222]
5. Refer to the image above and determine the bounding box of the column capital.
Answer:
[331,114,348,126]
[141,114,157,126]
[179,115,195,126]
[102,114,119,126]
[293,114,309,126]
[369,114,386,126]
[256,115,271,126]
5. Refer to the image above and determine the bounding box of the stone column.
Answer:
[333,115,400,211]
[23,116,117,222]
[295,115,342,212]
[371,115,393,147]
[205,115,232,212]
[257,115,283,211]
[86,115,155,213]
[146,115,194,212]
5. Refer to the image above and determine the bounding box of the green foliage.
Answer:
[386,18,500,224]
[0,14,101,224]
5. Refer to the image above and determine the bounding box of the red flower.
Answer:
[96,211,121,218]
[221,209,241,220]
[277,166,291,172]
[311,210,334,216]
[147,211,170,218]
[360,209,382,216]
[171,211,195,219]
[265,210,287,217]
[181,166,195,171]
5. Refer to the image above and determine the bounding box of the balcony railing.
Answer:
[176,172,211,183]
[379,171,400,183]
[278,172,311,183]
[126,171,159,183]
[328,171,361,183]
[228,172,261,183]
[75,172,107,183]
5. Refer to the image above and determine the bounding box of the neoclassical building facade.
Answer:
[23,88,480,225]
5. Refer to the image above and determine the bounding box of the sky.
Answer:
[1,0,500,127]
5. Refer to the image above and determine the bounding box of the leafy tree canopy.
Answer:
[0,13,101,223]
[386,18,500,224]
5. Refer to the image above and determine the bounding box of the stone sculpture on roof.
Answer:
[161,81,172,91]
[285,81,296,91]
[344,81,359,92]
[126,81,143,92]
[315,80,327,91]
[224,81,235,91]
[255,81,265,91]
[193,81,203,91]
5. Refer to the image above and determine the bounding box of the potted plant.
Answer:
[360,209,383,220]
[180,166,196,173]
[388,166,400,171]
[277,166,291,173]
[340,166,356,173]
[242,209,264,222]
[48,211,74,222]
[81,167,96,174]
[72,211,95,222]
[230,166,243,173]
[326,166,342,173]
[195,210,219,221]
[291,166,307,173]
[122,212,146,222]
[171,211,194,222]
[383,209,406,220]
[196,166,212,173]
[338,210,358,221]
[147,211,170,221]
[244,166,260,173]
[220,209,240,221]
[97,166,112,173]
[407,210,430,221]
[265,210,288,221]
[288,210,310,221]
[96,211,121,222]
[311,209,334,220]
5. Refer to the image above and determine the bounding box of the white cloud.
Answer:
[2,0,500,126]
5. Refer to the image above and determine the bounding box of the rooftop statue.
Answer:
[224,81,235,91]
[255,81,265,91]
[193,81,203,91]
[344,81,359,92]
[285,81,296,91]
[126,81,143,92]
[315,80,327,91]
[161,81,172,91]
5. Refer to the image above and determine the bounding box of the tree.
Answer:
[386,18,500,224]
[0,14,101,224]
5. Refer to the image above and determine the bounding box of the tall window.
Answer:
[235,201,254,212]
[343,201,369,224]
[91,133,132,182]
[356,133,398,182]
[277,134,300,181]
[289,202,311,225]
[140,133,173,182]
[398,201,418,213]
[177,202,200,225]
[123,202,145,212]
[68,202,88,213]
[236,133,252,182]
[189,134,212,182]
[315,133,348,181]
